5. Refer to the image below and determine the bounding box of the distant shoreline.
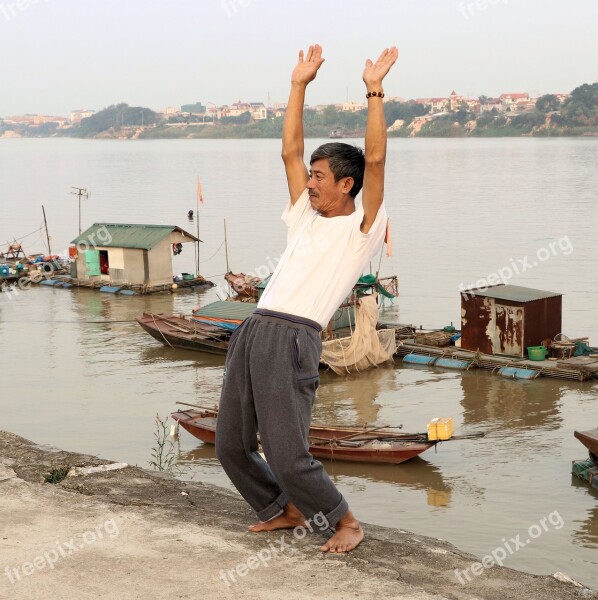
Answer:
[3,131,598,140]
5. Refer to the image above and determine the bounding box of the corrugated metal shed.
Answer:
[71,223,200,250]
[468,285,561,303]
[461,284,562,357]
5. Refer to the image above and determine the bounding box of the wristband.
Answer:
[366,91,384,99]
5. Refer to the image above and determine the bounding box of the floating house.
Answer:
[460,284,562,357]
[69,223,202,292]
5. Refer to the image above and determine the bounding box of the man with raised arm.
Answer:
[216,44,398,553]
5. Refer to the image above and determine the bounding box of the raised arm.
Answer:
[282,44,325,205]
[360,46,399,233]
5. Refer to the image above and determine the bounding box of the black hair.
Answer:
[309,142,365,198]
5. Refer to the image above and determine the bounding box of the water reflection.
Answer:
[460,370,564,431]
[315,366,397,425]
[571,477,598,549]
[179,444,453,508]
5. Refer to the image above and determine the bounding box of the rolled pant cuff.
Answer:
[256,492,289,522]
[323,496,350,532]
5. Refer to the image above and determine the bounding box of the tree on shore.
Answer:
[535,94,561,113]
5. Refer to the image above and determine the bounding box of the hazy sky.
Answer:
[1,0,597,116]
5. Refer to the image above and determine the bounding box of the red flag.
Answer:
[197,176,204,204]
[385,219,392,257]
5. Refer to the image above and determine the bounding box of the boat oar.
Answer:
[175,401,219,415]
[309,436,365,448]
[321,425,399,444]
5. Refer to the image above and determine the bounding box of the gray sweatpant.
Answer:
[215,309,349,529]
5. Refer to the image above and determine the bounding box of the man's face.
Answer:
[307,159,351,215]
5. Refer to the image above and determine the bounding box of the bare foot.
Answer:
[248,502,307,532]
[320,511,364,553]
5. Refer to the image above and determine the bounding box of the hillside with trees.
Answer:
[3,83,597,139]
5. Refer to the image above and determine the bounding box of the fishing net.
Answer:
[320,294,397,375]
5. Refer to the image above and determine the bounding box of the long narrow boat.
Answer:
[136,313,230,355]
[171,408,436,465]
[574,429,598,462]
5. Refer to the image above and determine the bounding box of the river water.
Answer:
[1,138,597,588]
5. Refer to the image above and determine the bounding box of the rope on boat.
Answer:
[152,313,174,349]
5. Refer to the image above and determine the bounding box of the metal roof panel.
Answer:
[467,284,562,303]
[71,223,199,250]
[192,301,257,320]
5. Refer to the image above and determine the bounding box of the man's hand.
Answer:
[363,46,398,88]
[291,44,325,86]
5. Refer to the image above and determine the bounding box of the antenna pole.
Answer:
[70,187,88,235]
[224,219,230,273]
[42,205,51,256]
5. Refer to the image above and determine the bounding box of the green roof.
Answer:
[192,300,257,320]
[71,223,200,250]
[468,285,561,303]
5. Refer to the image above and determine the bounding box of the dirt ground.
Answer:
[0,430,595,600]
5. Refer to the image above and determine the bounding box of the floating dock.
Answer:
[393,337,598,381]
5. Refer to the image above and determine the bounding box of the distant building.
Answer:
[480,99,504,113]
[416,97,449,112]
[70,110,95,123]
[162,107,180,116]
[206,105,223,120]
[70,223,199,288]
[5,115,36,125]
[33,115,68,126]
[499,93,531,112]
[250,102,267,120]
[339,101,366,112]
[229,101,252,117]
[449,90,463,112]
[181,102,206,115]
[5,114,67,126]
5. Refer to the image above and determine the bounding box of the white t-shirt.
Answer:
[257,189,388,328]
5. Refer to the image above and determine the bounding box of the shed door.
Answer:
[85,250,101,276]
[493,303,524,356]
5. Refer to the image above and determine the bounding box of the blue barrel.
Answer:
[403,354,437,366]
[0,265,9,277]
[498,366,540,380]
[435,357,473,370]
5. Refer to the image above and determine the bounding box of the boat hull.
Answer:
[575,429,598,459]
[171,410,435,465]
[136,314,229,355]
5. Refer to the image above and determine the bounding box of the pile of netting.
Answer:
[320,294,397,375]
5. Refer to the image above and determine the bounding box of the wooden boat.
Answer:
[136,313,230,355]
[171,408,437,465]
[575,429,598,462]
[224,271,260,301]
[138,275,400,357]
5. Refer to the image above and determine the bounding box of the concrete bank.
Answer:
[0,431,595,600]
